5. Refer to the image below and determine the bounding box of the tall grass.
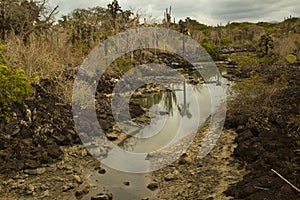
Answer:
[2,32,84,104]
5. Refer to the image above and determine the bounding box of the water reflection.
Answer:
[177,80,192,118]
[87,77,228,200]
[132,89,177,116]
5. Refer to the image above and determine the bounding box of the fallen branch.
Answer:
[271,169,300,193]
[254,186,269,191]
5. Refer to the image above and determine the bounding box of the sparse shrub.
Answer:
[257,34,274,57]
[112,56,132,73]
[220,37,232,46]
[228,71,288,124]
[201,42,220,61]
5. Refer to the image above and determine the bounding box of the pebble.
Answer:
[62,183,75,192]
[164,170,179,181]
[91,192,113,200]
[26,184,35,195]
[43,190,50,197]
[74,175,83,184]
[75,188,89,197]
[147,182,158,191]
[98,168,106,174]
[123,181,130,186]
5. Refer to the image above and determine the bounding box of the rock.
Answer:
[91,192,113,200]
[24,159,40,169]
[178,157,192,165]
[37,167,46,175]
[26,184,35,195]
[106,132,118,141]
[123,181,130,186]
[80,149,88,157]
[98,168,106,174]
[164,170,179,181]
[147,182,158,191]
[13,173,28,179]
[75,188,89,197]
[74,175,83,184]
[62,183,75,192]
[2,179,14,186]
[20,120,28,127]
[11,126,20,136]
[47,143,62,159]
[43,190,50,197]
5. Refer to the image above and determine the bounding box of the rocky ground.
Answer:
[224,63,300,199]
[0,82,80,177]
[151,126,247,200]
[1,51,299,199]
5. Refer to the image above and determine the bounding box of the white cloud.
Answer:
[49,0,300,25]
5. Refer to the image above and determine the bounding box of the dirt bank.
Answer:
[224,64,300,199]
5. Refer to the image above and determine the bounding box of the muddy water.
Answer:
[81,76,232,199]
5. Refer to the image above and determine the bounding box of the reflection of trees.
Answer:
[122,89,178,152]
[177,81,192,118]
[134,89,177,116]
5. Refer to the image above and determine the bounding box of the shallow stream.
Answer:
[83,75,229,200]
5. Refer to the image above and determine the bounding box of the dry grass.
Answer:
[3,34,63,78]
[2,32,84,104]
[274,33,300,60]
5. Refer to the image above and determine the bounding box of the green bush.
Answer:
[201,42,220,61]
[112,56,132,73]
[220,37,232,46]
[0,48,33,117]
[286,54,297,64]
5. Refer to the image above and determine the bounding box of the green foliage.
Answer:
[61,7,111,54]
[188,19,208,31]
[220,37,232,46]
[0,46,33,117]
[286,54,297,63]
[229,55,258,67]
[0,0,55,40]
[201,42,220,61]
[0,65,33,117]
[257,34,274,57]
[258,56,278,65]
[228,54,278,72]
[112,56,132,73]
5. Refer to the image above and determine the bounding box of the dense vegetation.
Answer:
[0,1,299,105]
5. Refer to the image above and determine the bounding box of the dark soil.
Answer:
[224,64,300,199]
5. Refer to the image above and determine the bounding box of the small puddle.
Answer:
[84,75,229,199]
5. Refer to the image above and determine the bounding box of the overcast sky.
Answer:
[49,0,300,25]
